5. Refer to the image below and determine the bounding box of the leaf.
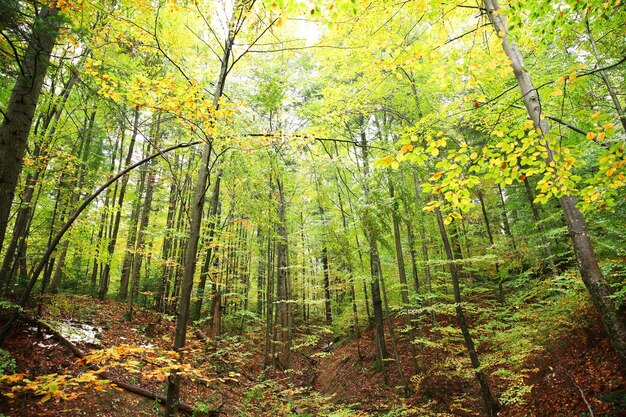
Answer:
[568,72,577,84]
[400,144,414,153]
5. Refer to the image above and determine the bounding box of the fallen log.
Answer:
[21,315,201,414]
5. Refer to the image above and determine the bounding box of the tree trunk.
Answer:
[388,176,409,306]
[359,127,388,374]
[264,235,275,371]
[435,208,499,417]
[322,247,332,325]
[164,10,235,414]
[256,227,265,317]
[523,177,558,273]
[156,177,179,311]
[119,161,146,300]
[0,6,60,250]
[485,0,626,370]
[478,191,505,304]
[126,149,157,320]
[192,174,222,320]
[275,176,291,370]
[497,185,517,250]
[100,110,138,299]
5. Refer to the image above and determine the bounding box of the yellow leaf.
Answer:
[430,172,442,180]
[586,131,596,140]
[470,152,478,160]
[568,72,577,84]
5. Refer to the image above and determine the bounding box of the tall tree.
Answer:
[0,5,61,250]
[484,0,626,370]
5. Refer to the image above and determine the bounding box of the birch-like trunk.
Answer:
[484,0,626,370]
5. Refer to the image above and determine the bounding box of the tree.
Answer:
[483,0,626,371]
[0,5,61,250]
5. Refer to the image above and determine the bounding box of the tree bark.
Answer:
[435,208,499,416]
[126,150,157,319]
[485,0,626,370]
[359,127,388,374]
[164,8,235,414]
[322,247,332,324]
[388,176,409,306]
[0,6,60,250]
[192,174,222,320]
[119,164,146,300]
[275,176,291,370]
[100,110,139,299]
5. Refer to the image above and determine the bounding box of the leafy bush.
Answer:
[0,349,16,375]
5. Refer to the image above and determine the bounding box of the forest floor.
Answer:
[0,294,625,416]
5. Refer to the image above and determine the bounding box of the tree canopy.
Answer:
[0,0,625,416]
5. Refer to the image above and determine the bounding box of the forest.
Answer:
[0,0,625,416]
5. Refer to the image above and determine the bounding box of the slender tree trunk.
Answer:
[275,176,291,370]
[413,174,436,330]
[485,0,626,370]
[322,247,332,324]
[192,173,222,320]
[335,184,361,338]
[406,221,420,293]
[388,176,409,306]
[156,179,178,311]
[359,127,388,375]
[256,227,265,317]
[119,166,146,300]
[435,208,499,416]
[92,130,120,291]
[478,191,505,304]
[497,185,517,250]
[100,110,138,299]
[126,151,156,320]
[48,241,68,293]
[523,177,558,273]
[378,257,411,393]
[164,10,235,413]
[263,236,275,371]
